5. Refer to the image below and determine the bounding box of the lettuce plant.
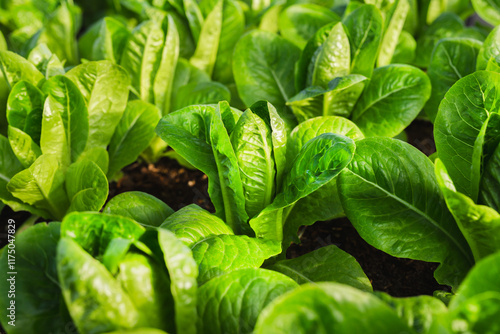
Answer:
[233,5,432,135]
[1,207,498,334]
[155,101,359,246]
[0,51,159,220]
[77,11,235,161]
[336,68,500,291]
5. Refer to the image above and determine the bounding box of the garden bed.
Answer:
[109,119,443,297]
[1,0,500,332]
[0,120,440,300]
[108,153,446,297]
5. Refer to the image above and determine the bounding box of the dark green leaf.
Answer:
[375,293,447,334]
[7,154,68,220]
[190,0,245,83]
[31,3,81,66]
[61,212,145,257]
[281,134,354,204]
[449,251,500,308]
[170,11,196,58]
[250,133,355,240]
[65,159,108,213]
[287,75,367,122]
[338,138,473,289]
[307,22,350,89]
[351,64,431,138]
[278,4,340,49]
[153,15,180,114]
[403,0,418,34]
[6,80,44,144]
[172,81,230,111]
[230,108,275,218]
[249,101,287,190]
[391,31,416,64]
[120,18,179,114]
[78,17,131,63]
[116,253,175,332]
[295,22,335,91]
[435,159,500,262]
[104,330,168,334]
[156,102,248,233]
[445,292,500,334]
[477,26,500,70]
[281,117,364,250]
[414,13,464,68]
[172,58,210,93]
[434,71,500,201]
[0,135,44,216]
[0,31,6,51]
[233,30,300,126]
[424,38,481,122]
[480,141,500,211]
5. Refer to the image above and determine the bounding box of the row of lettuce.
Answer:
[0,204,498,334]
[0,0,500,333]
[1,92,500,333]
[1,0,500,222]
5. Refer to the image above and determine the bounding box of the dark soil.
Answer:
[287,219,448,296]
[108,157,214,212]
[0,120,446,298]
[405,119,436,156]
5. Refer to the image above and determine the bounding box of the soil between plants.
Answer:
[0,119,448,300]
